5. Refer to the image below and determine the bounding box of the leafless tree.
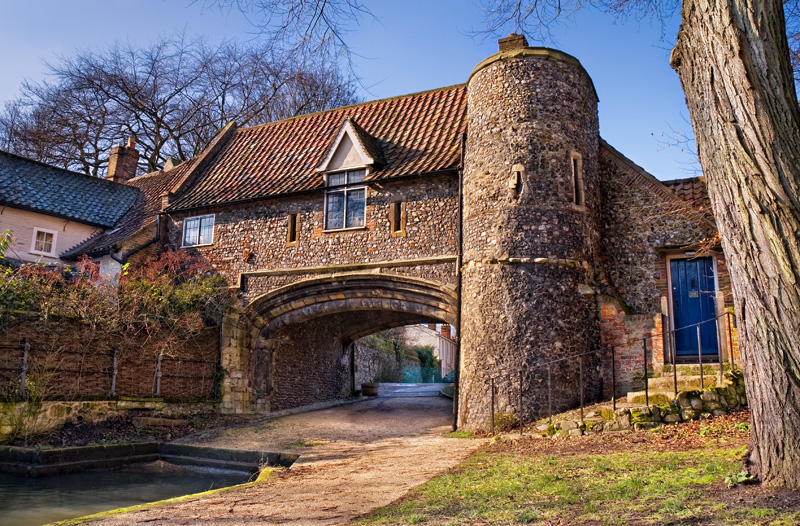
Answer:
[0,34,358,176]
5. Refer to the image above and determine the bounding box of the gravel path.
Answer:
[77,397,484,525]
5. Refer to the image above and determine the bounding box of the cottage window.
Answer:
[30,227,57,256]
[182,214,215,247]
[324,169,366,230]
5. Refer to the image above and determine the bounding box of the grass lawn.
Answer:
[359,411,800,525]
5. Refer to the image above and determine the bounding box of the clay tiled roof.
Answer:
[0,149,139,227]
[662,176,711,212]
[167,85,467,211]
[62,161,195,259]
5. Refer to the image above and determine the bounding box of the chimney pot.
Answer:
[498,33,529,52]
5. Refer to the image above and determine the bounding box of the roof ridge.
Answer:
[0,149,132,188]
[237,83,467,134]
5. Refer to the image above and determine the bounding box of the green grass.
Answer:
[288,438,323,448]
[443,430,474,439]
[358,445,798,525]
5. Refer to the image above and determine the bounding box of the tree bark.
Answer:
[672,0,800,486]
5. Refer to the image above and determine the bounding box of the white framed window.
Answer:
[324,169,366,230]
[182,214,215,247]
[30,227,57,256]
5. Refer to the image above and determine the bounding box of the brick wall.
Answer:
[0,316,220,401]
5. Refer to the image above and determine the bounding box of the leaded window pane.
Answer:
[328,173,346,186]
[325,191,345,229]
[348,169,366,183]
[345,188,366,228]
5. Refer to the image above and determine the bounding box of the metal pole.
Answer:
[611,347,617,412]
[697,326,704,390]
[548,364,553,425]
[518,371,523,436]
[719,341,724,387]
[19,338,30,398]
[155,351,163,397]
[727,311,735,369]
[579,355,584,421]
[671,329,679,397]
[110,347,118,397]
[490,377,496,436]
[643,337,649,407]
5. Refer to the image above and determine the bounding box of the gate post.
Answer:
[219,307,255,414]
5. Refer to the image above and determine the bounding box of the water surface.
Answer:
[0,460,251,526]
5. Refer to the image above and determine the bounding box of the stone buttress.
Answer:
[458,36,604,430]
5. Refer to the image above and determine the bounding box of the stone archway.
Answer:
[219,272,457,414]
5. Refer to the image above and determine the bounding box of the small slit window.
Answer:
[390,201,406,237]
[287,213,299,245]
[571,153,585,208]
[182,214,215,247]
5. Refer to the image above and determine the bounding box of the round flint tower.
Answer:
[459,34,602,430]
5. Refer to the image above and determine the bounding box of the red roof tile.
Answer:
[63,160,195,259]
[167,85,467,211]
[662,176,711,212]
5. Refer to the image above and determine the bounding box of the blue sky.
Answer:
[0,0,696,180]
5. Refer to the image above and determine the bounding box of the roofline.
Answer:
[599,138,717,229]
[236,83,467,134]
[0,201,115,229]
[468,47,599,102]
[0,149,135,190]
[661,175,707,185]
[165,168,459,215]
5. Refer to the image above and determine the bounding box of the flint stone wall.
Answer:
[167,175,459,306]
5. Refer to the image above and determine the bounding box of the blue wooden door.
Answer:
[670,257,719,357]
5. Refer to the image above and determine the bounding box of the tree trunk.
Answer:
[672,0,800,486]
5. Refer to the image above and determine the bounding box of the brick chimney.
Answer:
[498,33,529,52]
[427,323,437,331]
[441,324,452,339]
[106,137,139,184]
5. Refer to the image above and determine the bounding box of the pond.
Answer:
[0,460,252,526]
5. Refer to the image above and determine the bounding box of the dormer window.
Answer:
[324,169,366,230]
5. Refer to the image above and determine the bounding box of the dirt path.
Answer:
[78,397,485,525]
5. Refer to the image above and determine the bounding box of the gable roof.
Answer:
[62,160,196,259]
[316,117,385,172]
[166,84,467,212]
[0,149,140,228]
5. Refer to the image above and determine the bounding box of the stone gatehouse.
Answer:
[80,34,736,430]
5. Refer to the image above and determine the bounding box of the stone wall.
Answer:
[0,317,220,401]
[597,147,738,373]
[459,46,603,430]
[353,343,420,385]
[0,399,215,438]
[167,174,459,306]
[252,314,354,412]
